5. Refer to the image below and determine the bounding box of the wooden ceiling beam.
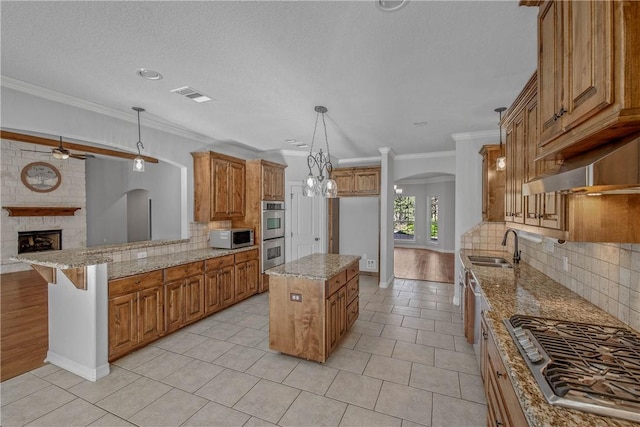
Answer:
[1,130,159,163]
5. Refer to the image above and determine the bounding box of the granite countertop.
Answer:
[460,249,637,427]
[265,253,360,280]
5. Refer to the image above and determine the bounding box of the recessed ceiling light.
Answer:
[376,0,409,12]
[285,139,297,144]
[171,86,213,103]
[137,68,163,80]
[413,121,428,127]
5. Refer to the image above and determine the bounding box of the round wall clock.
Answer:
[20,162,62,193]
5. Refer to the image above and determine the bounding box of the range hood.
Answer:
[522,137,640,196]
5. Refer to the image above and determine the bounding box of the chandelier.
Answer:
[495,107,507,171]
[302,106,337,198]
[132,106,145,172]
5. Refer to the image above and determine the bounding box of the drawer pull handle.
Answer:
[496,370,503,378]
[482,331,488,340]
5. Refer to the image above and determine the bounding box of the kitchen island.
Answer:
[266,253,360,362]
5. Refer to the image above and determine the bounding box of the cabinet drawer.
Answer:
[347,297,359,330]
[235,249,258,263]
[109,270,163,297]
[205,254,235,271]
[346,262,359,281]
[326,270,347,297]
[346,276,359,305]
[164,261,204,282]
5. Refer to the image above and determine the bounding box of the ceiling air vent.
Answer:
[170,86,212,103]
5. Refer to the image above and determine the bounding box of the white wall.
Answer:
[339,197,379,273]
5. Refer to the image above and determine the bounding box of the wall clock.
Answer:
[20,162,62,193]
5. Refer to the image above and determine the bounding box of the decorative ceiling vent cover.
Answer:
[170,86,212,103]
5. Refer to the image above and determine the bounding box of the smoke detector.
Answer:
[171,86,212,103]
[376,0,409,12]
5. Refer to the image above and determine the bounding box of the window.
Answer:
[429,196,439,241]
[394,195,415,240]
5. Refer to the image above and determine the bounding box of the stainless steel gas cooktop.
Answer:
[504,314,640,423]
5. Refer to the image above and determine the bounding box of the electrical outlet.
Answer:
[366,259,376,269]
[545,238,555,253]
[137,251,147,259]
[290,293,302,302]
[563,256,569,272]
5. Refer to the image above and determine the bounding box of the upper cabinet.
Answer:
[331,166,380,197]
[536,0,640,162]
[479,145,505,222]
[192,151,246,222]
[260,161,286,201]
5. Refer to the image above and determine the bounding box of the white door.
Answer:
[286,181,325,262]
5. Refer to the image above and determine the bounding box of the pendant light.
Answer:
[302,106,337,198]
[132,107,145,172]
[495,107,507,171]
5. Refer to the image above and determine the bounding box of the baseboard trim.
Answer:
[46,351,110,382]
[360,271,379,277]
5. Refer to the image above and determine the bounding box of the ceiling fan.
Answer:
[21,137,95,160]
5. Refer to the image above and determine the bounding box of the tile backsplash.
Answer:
[462,222,640,332]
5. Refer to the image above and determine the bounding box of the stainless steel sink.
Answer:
[468,255,513,268]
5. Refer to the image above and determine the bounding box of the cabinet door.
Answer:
[354,169,379,195]
[272,166,285,200]
[246,259,259,295]
[109,293,137,359]
[540,192,565,230]
[205,270,221,314]
[219,266,235,307]
[138,285,164,345]
[211,159,230,219]
[326,291,339,355]
[332,171,354,197]
[511,111,525,224]
[235,262,249,301]
[229,161,245,217]
[337,287,347,340]
[184,275,205,324]
[463,282,475,344]
[262,166,275,200]
[504,123,516,222]
[164,280,184,333]
[480,315,488,384]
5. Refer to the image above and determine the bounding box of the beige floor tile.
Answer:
[87,413,136,426]
[338,330,361,349]
[279,391,346,426]
[374,381,432,425]
[409,363,460,398]
[325,370,382,410]
[232,379,300,424]
[450,312,463,325]
[245,352,300,382]
[392,306,422,318]
[339,405,402,427]
[350,319,384,336]
[195,368,259,407]
[0,373,50,406]
[182,401,251,426]
[325,347,371,375]
[381,325,418,343]
[434,349,480,375]
[161,359,224,393]
[111,345,166,370]
[382,297,411,307]
[420,309,451,322]
[42,368,85,390]
[24,398,105,427]
[68,366,140,403]
[401,420,428,427]
[360,294,386,304]
[453,336,476,354]
[243,416,278,426]
[182,317,221,334]
[210,309,249,324]
[434,320,464,337]
[436,302,460,313]
[282,360,338,395]
[365,302,395,313]
[96,377,172,419]
[129,387,207,427]
[355,334,397,357]
[363,355,412,385]
[201,322,244,340]
[152,331,208,354]
[133,351,194,381]
[431,393,486,427]
[459,373,487,404]
[358,309,375,321]
[29,363,61,378]
[391,341,435,366]
[183,337,236,362]
[0,385,76,427]
[254,336,276,352]
[371,312,404,326]
[212,344,265,371]
[409,300,437,310]
[234,314,269,329]
[415,330,455,351]
[401,316,435,332]
[227,327,268,347]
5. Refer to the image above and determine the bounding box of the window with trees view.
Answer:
[430,195,439,241]
[394,195,415,240]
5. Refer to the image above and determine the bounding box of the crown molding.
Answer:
[451,129,499,143]
[337,156,381,166]
[395,150,455,160]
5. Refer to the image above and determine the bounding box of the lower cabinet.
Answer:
[481,314,528,427]
[108,271,164,361]
[235,249,259,301]
[164,261,205,333]
[205,255,235,313]
[326,265,359,357]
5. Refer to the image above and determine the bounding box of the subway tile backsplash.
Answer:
[462,222,640,332]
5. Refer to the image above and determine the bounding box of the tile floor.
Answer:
[0,276,487,427]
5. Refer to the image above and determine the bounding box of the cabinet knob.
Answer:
[552,113,559,121]
[483,331,488,340]
[496,370,503,378]
[496,420,503,427]
[559,107,566,116]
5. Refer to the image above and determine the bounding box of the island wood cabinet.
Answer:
[268,258,359,363]
[535,0,640,160]
[481,315,528,427]
[330,166,380,197]
[479,145,505,222]
[192,151,246,222]
[108,270,164,361]
[164,261,205,333]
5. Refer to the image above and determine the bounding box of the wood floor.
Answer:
[1,270,48,382]
[394,247,455,283]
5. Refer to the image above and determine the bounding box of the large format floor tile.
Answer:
[0,276,485,426]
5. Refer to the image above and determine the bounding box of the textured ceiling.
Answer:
[1,1,537,160]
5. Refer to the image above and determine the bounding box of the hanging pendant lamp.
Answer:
[132,107,145,172]
[495,107,507,171]
[302,106,337,198]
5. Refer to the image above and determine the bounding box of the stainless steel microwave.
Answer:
[209,229,254,249]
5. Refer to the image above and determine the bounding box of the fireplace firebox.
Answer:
[18,229,62,254]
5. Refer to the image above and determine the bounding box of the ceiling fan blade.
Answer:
[19,148,51,154]
[69,153,95,160]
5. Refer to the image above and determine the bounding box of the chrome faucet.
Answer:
[502,228,521,264]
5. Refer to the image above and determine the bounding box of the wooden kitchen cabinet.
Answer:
[479,145,505,222]
[536,0,640,160]
[234,249,259,301]
[108,270,164,361]
[261,161,286,201]
[192,151,246,222]
[326,286,347,355]
[482,316,528,427]
[163,261,205,333]
[504,108,525,224]
[204,255,234,314]
[331,166,380,197]
[463,271,475,344]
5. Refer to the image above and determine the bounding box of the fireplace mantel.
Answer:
[3,206,82,217]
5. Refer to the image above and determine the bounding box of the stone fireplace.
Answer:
[18,230,62,254]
